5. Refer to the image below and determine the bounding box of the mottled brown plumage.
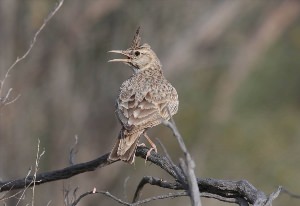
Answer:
[108,28,179,164]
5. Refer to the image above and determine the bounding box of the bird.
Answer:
[107,27,179,164]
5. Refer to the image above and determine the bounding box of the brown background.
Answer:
[1,0,300,205]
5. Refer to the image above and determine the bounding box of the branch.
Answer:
[0,146,287,205]
[163,115,201,206]
[71,188,188,206]
[133,176,182,202]
[0,152,113,192]
[0,0,64,108]
[281,187,300,199]
[133,176,249,205]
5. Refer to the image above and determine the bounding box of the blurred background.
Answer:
[1,0,300,205]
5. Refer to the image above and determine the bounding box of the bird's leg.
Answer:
[144,132,157,161]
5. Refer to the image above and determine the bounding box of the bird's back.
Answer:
[116,70,178,132]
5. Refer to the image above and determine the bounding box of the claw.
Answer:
[143,132,158,164]
[145,147,156,161]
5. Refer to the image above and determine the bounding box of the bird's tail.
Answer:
[108,129,144,164]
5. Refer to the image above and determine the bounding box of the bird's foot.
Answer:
[145,146,157,162]
[144,133,158,164]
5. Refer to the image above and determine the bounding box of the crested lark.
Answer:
[108,28,179,164]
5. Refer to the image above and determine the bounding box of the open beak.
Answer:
[108,50,131,63]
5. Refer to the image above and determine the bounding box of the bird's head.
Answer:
[108,28,160,72]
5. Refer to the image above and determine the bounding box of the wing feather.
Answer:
[116,78,178,130]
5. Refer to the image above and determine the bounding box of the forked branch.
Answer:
[0,145,288,206]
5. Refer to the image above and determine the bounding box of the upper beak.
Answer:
[108,50,131,63]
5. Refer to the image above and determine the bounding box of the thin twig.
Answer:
[69,135,79,165]
[0,146,296,205]
[123,176,130,201]
[281,187,300,199]
[201,192,249,206]
[156,138,186,184]
[46,200,52,206]
[0,189,23,202]
[16,167,33,206]
[0,0,64,107]
[32,139,45,206]
[71,188,188,206]
[133,176,182,202]
[163,108,201,206]
[63,185,79,206]
[262,186,282,206]
[132,191,187,206]
[63,184,70,206]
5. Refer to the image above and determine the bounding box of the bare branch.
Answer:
[72,188,188,206]
[31,139,45,206]
[123,176,130,201]
[201,192,249,206]
[261,186,281,206]
[0,146,296,205]
[0,152,113,192]
[163,111,201,206]
[132,191,188,206]
[155,138,186,185]
[0,0,64,108]
[133,176,250,206]
[63,184,79,206]
[71,189,130,206]
[281,187,300,199]
[133,176,182,202]
[69,135,79,165]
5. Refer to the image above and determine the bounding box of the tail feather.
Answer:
[108,130,143,164]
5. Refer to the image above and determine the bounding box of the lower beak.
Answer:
[108,50,131,63]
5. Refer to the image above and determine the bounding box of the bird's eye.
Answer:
[134,51,140,56]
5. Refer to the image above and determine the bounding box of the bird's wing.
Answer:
[116,82,178,130]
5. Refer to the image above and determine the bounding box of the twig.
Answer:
[261,186,282,206]
[132,176,250,206]
[16,167,33,205]
[201,192,249,206]
[63,184,70,206]
[281,187,300,199]
[123,176,130,201]
[69,135,79,165]
[0,0,64,108]
[163,109,201,206]
[10,140,45,206]
[71,188,135,206]
[63,186,79,206]
[71,188,188,206]
[32,139,45,206]
[155,138,186,184]
[132,191,188,206]
[0,152,114,193]
[0,189,23,202]
[0,146,297,205]
[133,176,182,202]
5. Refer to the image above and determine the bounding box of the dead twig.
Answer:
[31,139,45,206]
[69,135,79,165]
[71,187,188,206]
[163,108,201,206]
[0,0,64,109]
[281,187,300,199]
[0,146,297,206]
[133,176,182,203]
[155,138,186,184]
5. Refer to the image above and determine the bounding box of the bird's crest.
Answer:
[130,27,141,49]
